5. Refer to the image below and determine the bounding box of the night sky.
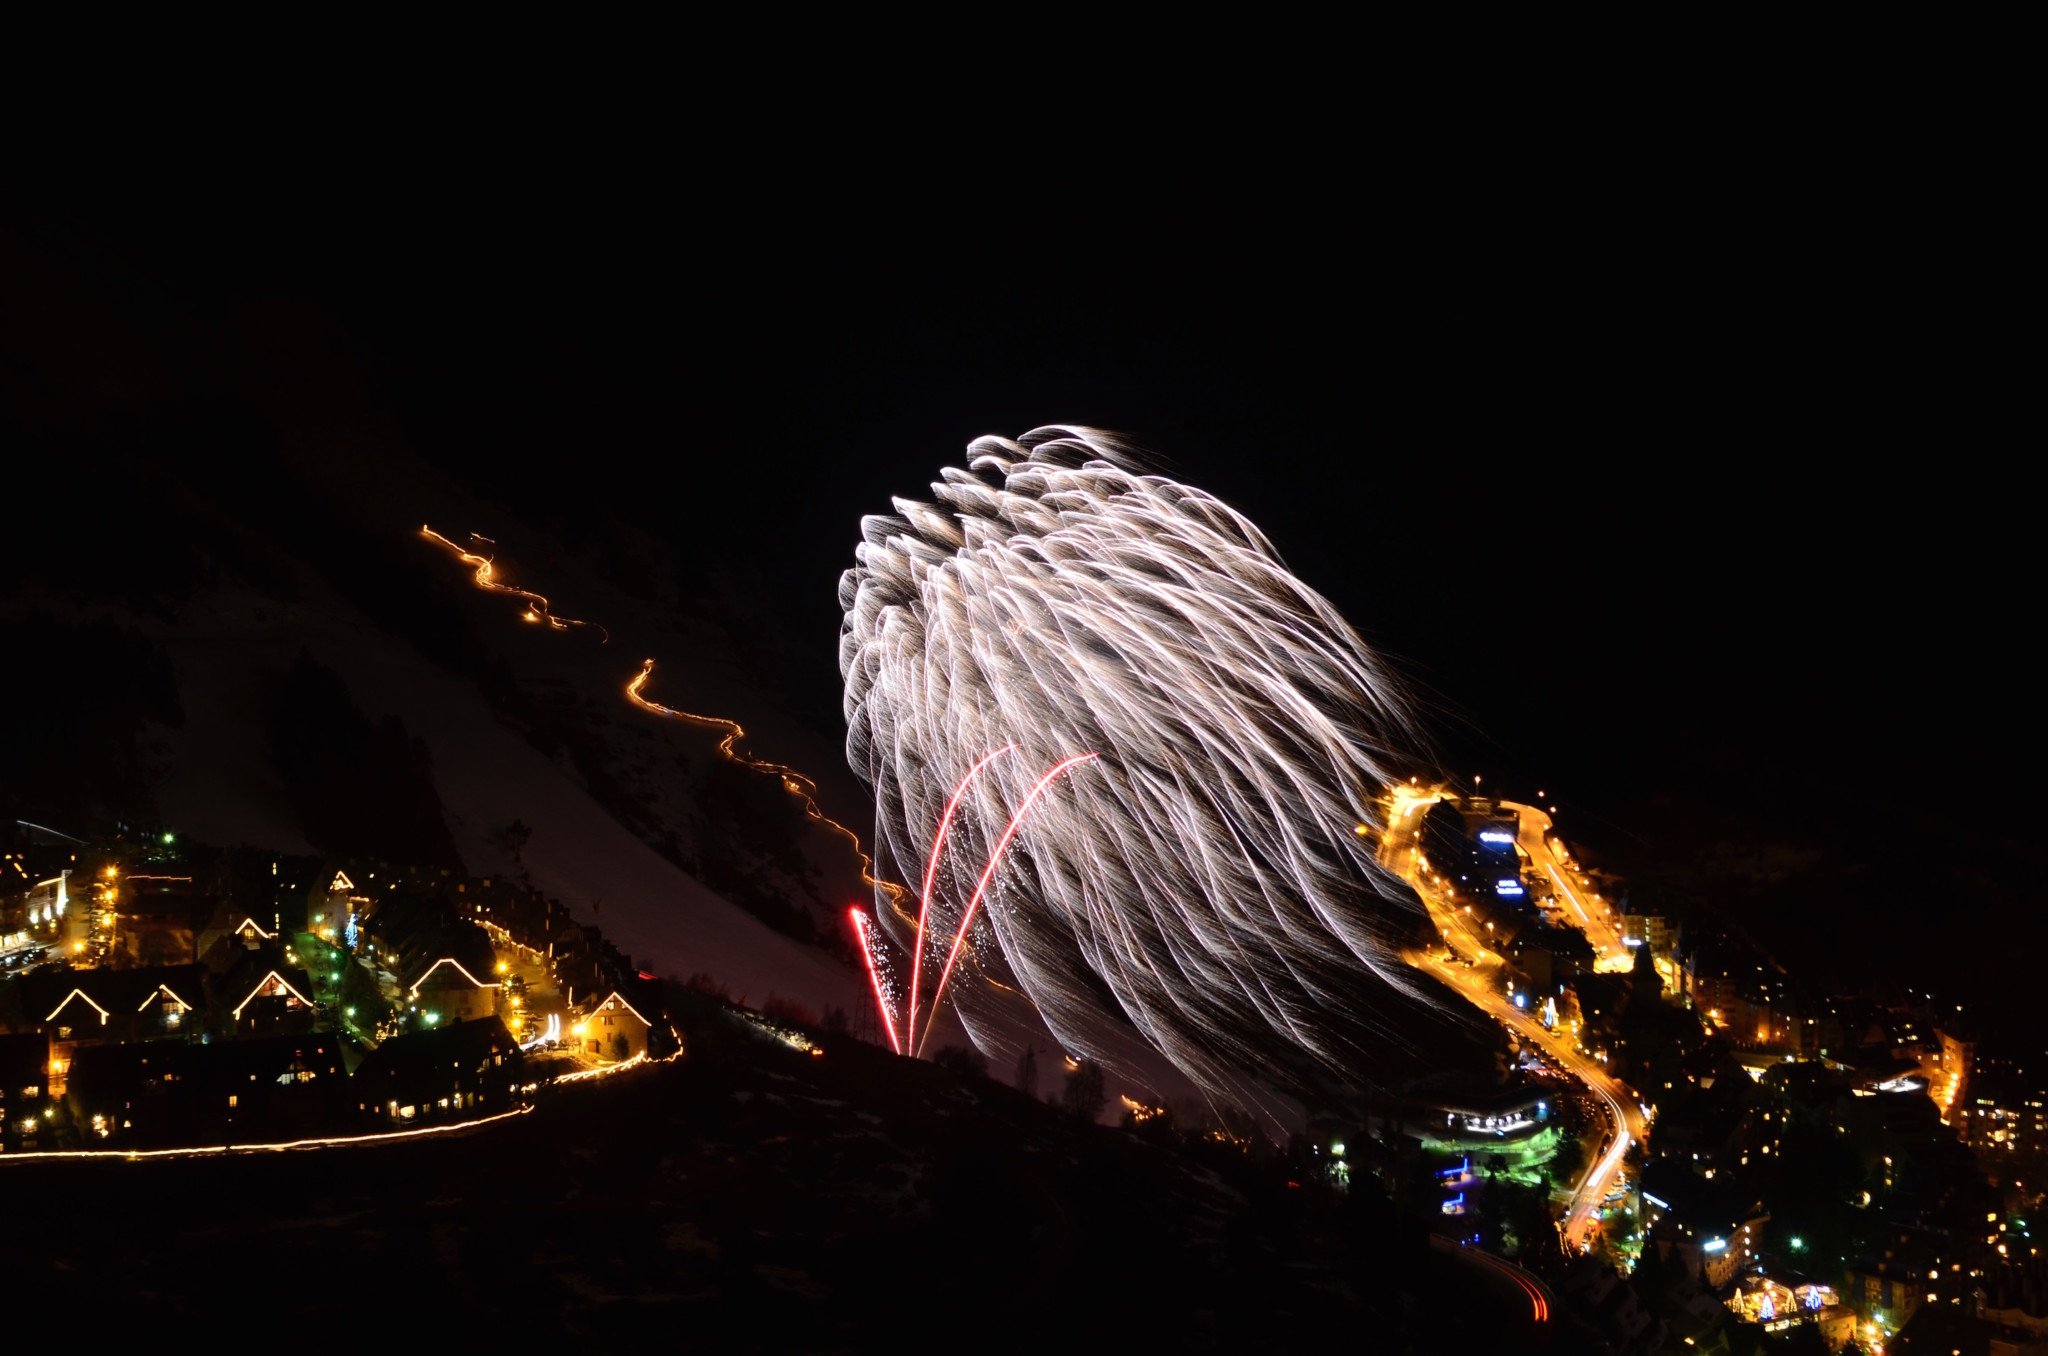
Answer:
[8,159,2033,1022]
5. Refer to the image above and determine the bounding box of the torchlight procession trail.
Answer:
[420,527,611,643]
[421,520,1124,1056]
[419,523,907,922]
[625,659,907,911]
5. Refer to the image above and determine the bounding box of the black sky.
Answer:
[134,179,2016,794]
[10,137,2034,1019]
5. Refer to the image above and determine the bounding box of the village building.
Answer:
[0,1030,50,1151]
[111,875,216,966]
[0,844,657,1154]
[576,990,653,1062]
[5,964,210,1091]
[352,1016,524,1125]
[220,961,318,1038]
[194,902,277,966]
[1638,1162,1771,1287]
[404,956,500,1028]
[65,1031,348,1146]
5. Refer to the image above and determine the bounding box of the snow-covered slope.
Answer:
[2,237,920,1043]
[149,579,868,1016]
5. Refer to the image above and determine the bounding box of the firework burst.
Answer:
[840,427,1473,1112]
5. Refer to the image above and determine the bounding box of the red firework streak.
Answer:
[848,908,902,1054]
[916,752,1100,1057]
[906,745,1016,1050]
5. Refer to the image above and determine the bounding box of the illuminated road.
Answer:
[1500,799,1629,969]
[1430,1234,1554,1325]
[1384,786,1647,1250]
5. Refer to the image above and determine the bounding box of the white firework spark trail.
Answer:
[839,426,1478,1113]
[849,908,903,1054]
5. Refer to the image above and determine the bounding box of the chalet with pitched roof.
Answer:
[404,955,499,1027]
[220,960,318,1037]
[355,893,499,1020]
[5,964,209,1091]
[194,901,277,965]
[575,990,653,1062]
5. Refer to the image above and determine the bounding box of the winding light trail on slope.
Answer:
[420,522,907,917]
[625,659,907,911]
[420,527,611,643]
[5,1046,685,1165]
